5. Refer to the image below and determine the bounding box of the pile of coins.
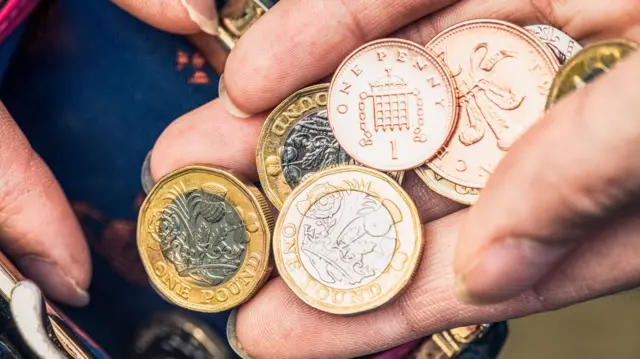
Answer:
[137,16,636,356]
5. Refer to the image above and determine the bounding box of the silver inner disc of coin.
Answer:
[157,190,247,286]
[298,191,396,290]
[281,110,351,189]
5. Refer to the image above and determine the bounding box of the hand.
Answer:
[0,103,90,306]
[143,0,640,358]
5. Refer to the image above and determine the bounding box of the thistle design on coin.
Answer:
[274,166,422,315]
[546,40,638,107]
[258,84,404,210]
[154,185,247,286]
[525,25,582,64]
[138,166,273,312]
[328,39,458,171]
[418,20,558,194]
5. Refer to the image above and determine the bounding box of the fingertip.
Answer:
[18,256,90,307]
[227,308,255,359]
[219,74,253,118]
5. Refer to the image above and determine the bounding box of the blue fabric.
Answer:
[0,1,221,357]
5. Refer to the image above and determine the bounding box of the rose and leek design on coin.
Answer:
[259,84,403,210]
[140,168,271,312]
[276,167,421,314]
[416,21,558,202]
[328,39,458,172]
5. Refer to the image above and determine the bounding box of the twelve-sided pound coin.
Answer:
[138,166,273,313]
[274,166,423,315]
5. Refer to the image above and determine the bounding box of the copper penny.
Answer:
[328,39,458,172]
[424,20,558,188]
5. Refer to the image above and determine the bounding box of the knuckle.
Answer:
[528,0,563,24]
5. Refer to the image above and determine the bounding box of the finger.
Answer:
[229,209,640,359]
[150,99,264,182]
[112,0,219,35]
[455,47,640,304]
[220,0,459,117]
[0,103,91,306]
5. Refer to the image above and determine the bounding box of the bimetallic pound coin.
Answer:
[138,166,273,312]
[274,166,422,315]
[546,40,638,108]
[424,20,558,190]
[132,311,233,359]
[257,84,404,210]
[526,25,582,64]
[328,39,458,172]
[414,167,480,205]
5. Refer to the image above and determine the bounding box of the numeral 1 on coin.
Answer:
[390,140,398,159]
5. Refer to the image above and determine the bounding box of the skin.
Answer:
[9,0,640,356]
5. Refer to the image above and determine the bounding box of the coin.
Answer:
[328,39,458,172]
[410,324,491,359]
[525,24,582,64]
[423,20,558,190]
[132,311,232,359]
[137,166,273,312]
[274,165,422,314]
[414,166,480,205]
[257,84,405,210]
[546,40,638,108]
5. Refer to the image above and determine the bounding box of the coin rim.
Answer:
[327,38,459,172]
[257,84,331,210]
[546,39,638,109]
[273,165,423,315]
[137,165,273,313]
[413,166,479,205]
[425,19,560,189]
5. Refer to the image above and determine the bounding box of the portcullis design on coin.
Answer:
[328,39,458,172]
[419,20,558,194]
[138,166,273,312]
[258,84,404,210]
[274,166,422,315]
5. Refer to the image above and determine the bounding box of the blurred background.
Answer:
[500,289,640,358]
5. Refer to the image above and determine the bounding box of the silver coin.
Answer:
[141,151,155,194]
[525,24,582,64]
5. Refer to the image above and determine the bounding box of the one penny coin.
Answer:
[328,39,458,172]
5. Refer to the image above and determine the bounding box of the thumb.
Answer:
[455,44,640,305]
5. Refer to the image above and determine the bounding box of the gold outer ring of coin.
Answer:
[137,165,273,313]
[257,84,404,210]
[546,39,638,108]
[273,165,423,315]
[414,166,480,205]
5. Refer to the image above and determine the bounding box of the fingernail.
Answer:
[219,74,252,118]
[19,256,90,307]
[227,309,255,359]
[180,0,219,36]
[454,237,567,305]
[141,151,154,195]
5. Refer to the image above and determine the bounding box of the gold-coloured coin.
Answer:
[410,324,491,359]
[137,166,273,313]
[273,165,422,315]
[217,0,270,50]
[547,39,638,108]
[257,84,404,210]
[414,167,480,205]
